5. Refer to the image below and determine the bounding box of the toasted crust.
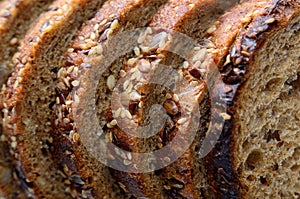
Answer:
[2,0,106,197]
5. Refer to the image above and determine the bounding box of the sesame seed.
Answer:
[63,78,70,87]
[183,61,189,69]
[265,17,275,24]
[138,101,143,108]
[90,32,96,40]
[13,80,19,89]
[190,81,198,87]
[21,56,27,64]
[73,133,80,142]
[166,93,172,99]
[71,80,80,87]
[107,75,116,90]
[129,91,141,101]
[123,80,130,90]
[206,25,216,34]
[189,3,195,8]
[140,46,150,53]
[119,70,126,77]
[220,112,231,120]
[126,82,133,94]
[56,97,60,104]
[123,159,132,166]
[146,27,152,34]
[120,109,126,119]
[74,93,80,103]
[11,141,17,148]
[81,62,91,68]
[177,117,188,124]
[78,36,84,41]
[67,66,74,74]
[134,46,140,56]
[93,23,100,31]
[114,108,122,118]
[110,119,118,126]
[206,48,218,53]
[9,38,18,46]
[164,157,171,162]
[107,123,113,128]
[173,94,179,102]
[241,16,251,23]
[11,136,16,142]
[106,29,113,39]
[127,153,132,160]
[241,51,251,57]
[127,58,137,65]
[67,48,74,53]
[100,19,108,26]
[124,110,132,119]
[65,100,73,105]
[110,20,119,30]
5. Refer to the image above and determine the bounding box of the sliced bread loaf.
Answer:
[0,0,54,197]
[55,0,240,198]
[1,0,108,197]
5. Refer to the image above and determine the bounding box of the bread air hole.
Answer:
[245,150,263,170]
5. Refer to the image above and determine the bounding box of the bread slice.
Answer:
[54,0,168,198]
[105,0,240,198]
[184,0,300,198]
[1,0,108,197]
[0,0,54,85]
[55,0,240,198]
[0,0,55,198]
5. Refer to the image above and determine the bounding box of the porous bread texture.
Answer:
[0,0,53,85]
[2,0,107,197]
[202,0,300,198]
[232,13,300,198]
[55,0,168,198]
[0,0,53,197]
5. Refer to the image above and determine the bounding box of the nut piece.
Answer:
[107,75,116,90]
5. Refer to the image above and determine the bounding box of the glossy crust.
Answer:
[2,0,105,197]
[204,0,300,198]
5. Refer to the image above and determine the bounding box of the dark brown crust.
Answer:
[205,0,300,198]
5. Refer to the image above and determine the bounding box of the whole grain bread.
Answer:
[55,0,240,198]
[0,0,54,197]
[1,0,108,197]
[202,0,300,198]
[54,0,169,198]
[0,0,299,198]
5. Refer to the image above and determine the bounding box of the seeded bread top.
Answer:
[55,0,241,198]
[54,0,168,198]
